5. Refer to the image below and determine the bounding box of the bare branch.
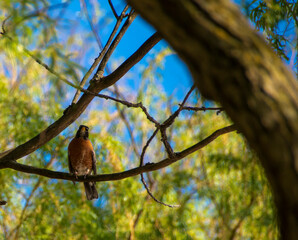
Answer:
[94,10,137,80]
[160,85,195,158]
[95,32,162,88]
[91,92,160,126]
[160,127,175,158]
[108,0,119,19]
[71,4,130,104]
[138,128,178,207]
[1,15,10,34]
[181,105,224,114]
[139,129,159,167]
[163,85,195,126]
[0,125,236,181]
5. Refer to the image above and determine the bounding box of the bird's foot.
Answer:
[72,172,78,185]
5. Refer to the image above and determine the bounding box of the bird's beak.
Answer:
[81,126,86,132]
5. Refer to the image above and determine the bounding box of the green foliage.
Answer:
[241,0,297,74]
[0,0,288,239]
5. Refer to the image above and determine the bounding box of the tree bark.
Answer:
[126,0,298,239]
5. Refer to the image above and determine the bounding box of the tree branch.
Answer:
[0,125,236,181]
[71,4,130,104]
[93,10,137,80]
[108,0,119,19]
[160,85,195,158]
[181,106,224,114]
[96,32,162,88]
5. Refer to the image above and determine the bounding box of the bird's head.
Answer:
[76,125,89,139]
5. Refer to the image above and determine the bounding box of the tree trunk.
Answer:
[127,0,298,239]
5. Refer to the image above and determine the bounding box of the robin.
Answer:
[68,125,98,200]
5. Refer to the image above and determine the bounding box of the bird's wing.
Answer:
[91,150,97,175]
[68,152,74,174]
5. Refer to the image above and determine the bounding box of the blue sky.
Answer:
[57,0,194,102]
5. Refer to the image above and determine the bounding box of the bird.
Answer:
[68,125,98,200]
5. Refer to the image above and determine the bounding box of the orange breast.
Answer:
[68,138,94,175]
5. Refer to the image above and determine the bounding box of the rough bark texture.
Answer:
[127,0,298,239]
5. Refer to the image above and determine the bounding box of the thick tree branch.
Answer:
[0,125,236,181]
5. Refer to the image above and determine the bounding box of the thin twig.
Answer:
[2,30,158,107]
[160,127,175,158]
[71,4,130,104]
[1,15,10,34]
[94,10,137,80]
[108,0,119,19]
[181,105,224,113]
[160,85,195,158]
[95,32,161,88]
[96,92,159,125]
[141,174,180,208]
[163,85,195,126]
[139,129,159,167]
[138,128,179,207]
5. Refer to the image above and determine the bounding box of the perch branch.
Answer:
[0,125,236,181]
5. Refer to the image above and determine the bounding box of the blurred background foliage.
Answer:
[0,0,296,239]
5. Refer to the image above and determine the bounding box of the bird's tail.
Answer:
[84,182,98,200]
